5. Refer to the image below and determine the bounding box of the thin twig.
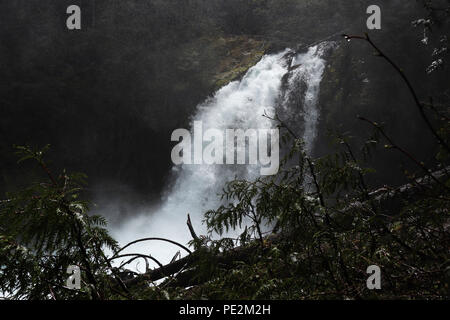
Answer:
[358,115,448,189]
[113,237,192,259]
[343,33,450,154]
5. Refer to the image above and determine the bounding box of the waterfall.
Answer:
[281,43,331,153]
[111,43,332,269]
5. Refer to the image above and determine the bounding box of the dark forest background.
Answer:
[0,0,448,222]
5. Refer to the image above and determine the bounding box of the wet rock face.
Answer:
[315,31,449,187]
[175,35,268,91]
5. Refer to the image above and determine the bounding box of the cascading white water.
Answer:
[111,44,331,270]
[282,43,330,153]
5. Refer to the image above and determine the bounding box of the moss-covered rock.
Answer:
[176,35,268,91]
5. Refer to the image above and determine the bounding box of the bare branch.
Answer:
[113,237,192,259]
[342,33,450,154]
[186,214,199,242]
